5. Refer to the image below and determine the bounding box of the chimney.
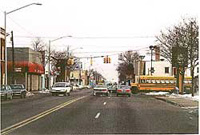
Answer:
[155,46,160,61]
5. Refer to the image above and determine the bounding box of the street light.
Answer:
[69,47,83,56]
[48,36,72,90]
[4,3,42,85]
[138,55,145,83]
[149,45,156,75]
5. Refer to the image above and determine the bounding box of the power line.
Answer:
[6,16,36,37]
[14,35,155,39]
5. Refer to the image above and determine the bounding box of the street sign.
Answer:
[172,47,188,67]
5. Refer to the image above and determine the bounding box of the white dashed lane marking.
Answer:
[103,102,107,105]
[95,112,101,119]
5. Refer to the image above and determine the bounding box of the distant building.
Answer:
[70,70,88,85]
[7,47,44,91]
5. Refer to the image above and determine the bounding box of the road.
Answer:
[1,89,198,134]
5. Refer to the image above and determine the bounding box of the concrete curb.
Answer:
[155,97,184,107]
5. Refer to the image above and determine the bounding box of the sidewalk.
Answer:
[155,96,199,108]
[145,92,199,108]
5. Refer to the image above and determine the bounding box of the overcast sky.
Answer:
[0,0,199,82]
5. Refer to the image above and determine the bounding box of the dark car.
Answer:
[0,85,13,100]
[117,85,131,97]
[108,85,117,93]
[10,84,27,98]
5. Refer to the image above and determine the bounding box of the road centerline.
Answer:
[1,96,87,135]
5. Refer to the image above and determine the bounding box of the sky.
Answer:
[0,0,199,82]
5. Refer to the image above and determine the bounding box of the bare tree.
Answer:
[31,37,46,52]
[51,49,80,82]
[117,51,139,84]
[156,18,199,95]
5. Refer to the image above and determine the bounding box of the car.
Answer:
[108,85,117,93]
[93,85,109,96]
[117,85,131,97]
[50,82,72,96]
[10,84,27,98]
[0,85,13,100]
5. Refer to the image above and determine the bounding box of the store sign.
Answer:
[15,68,22,72]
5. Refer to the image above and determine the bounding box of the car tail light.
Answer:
[102,89,107,92]
[117,89,122,92]
[126,89,131,92]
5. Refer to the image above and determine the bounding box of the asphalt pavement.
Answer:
[1,89,199,135]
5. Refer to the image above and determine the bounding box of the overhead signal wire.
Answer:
[75,46,149,59]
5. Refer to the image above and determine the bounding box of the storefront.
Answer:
[7,61,44,91]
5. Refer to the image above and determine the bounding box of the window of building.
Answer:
[165,67,169,74]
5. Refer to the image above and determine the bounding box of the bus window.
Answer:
[141,79,146,83]
[170,80,175,83]
[152,80,156,83]
[156,80,161,83]
[165,80,169,83]
[184,80,188,84]
[140,79,143,83]
[146,80,150,83]
[161,80,165,83]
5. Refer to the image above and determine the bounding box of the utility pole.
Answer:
[190,21,194,97]
[48,40,51,90]
[11,31,15,84]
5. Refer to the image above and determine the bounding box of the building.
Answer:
[145,60,173,76]
[0,27,5,85]
[7,47,44,91]
[70,70,88,85]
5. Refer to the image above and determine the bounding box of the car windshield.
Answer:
[118,85,130,89]
[10,85,24,89]
[53,83,68,87]
[95,85,107,88]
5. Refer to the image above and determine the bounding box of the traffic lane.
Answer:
[1,89,92,130]
[5,94,198,134]
[100,94,198,134]
[9,95,110,135]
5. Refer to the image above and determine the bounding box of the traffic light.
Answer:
[103,56,111,64]
[108,57,111,63]
[90,57,93,66]
[104,57,107,63]
[67,58,74,65]
[67,59,71,65]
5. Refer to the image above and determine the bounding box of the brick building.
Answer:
[0,27,5,85]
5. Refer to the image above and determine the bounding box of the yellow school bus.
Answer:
[131,76,192,92]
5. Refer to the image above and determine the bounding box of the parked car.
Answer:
[0,85,13,100]
[10,84,27,98]
[117,85,131,97]
[93,85,109,96]
[50,82,72,96]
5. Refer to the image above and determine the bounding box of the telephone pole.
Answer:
[11,31,15,84]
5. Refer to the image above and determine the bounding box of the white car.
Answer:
[93,85,109,96]
[50,82,72,96]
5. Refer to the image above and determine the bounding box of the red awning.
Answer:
[8,61,44,74]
